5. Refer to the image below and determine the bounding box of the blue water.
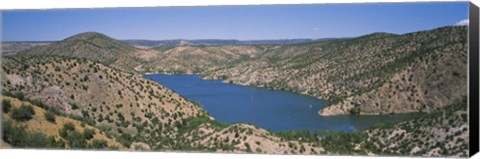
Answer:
[145,74,422,132]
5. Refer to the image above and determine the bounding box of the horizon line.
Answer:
[2,25,464,43]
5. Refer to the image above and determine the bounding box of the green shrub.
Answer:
[65,130,87,149]
[117,134,133,148]
[44,110,56,123]
[84,128,95,140]
[71,103,79,109]
[115,104,123,108]
[91,139,108,149]
[12,92,25,100]
[349,107,361,115]
[244,143,252,152]
[11,104,35,122]
[2,100,12,113]
[2,120,28,146]
[27,132,54,148]
[27,99,49,109]
[64,122,76,131]
[320,131,367,153]
[59,122,76,138]
[2,119,63,148]
[58,122,88,149]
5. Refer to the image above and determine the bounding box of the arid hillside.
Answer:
[1,26,469,157]
[141,26,468,116]
[16,32,160,73]
[1,42,51,55]
[2,55,200,150]
[349,100,468,157]
[142,45,268,74]
[1,55,325,153]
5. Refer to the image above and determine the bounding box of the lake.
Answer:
[144,74,423,132]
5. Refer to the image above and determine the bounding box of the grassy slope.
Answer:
[2,96,124,149]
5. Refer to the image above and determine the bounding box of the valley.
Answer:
[1,55,325,153]
[142,26,468,117]
[1,26,469,157]
[144,74,423,132]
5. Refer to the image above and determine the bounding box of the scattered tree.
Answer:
[11,104,35,122]
[2,100,12,113]
[44,110,56,123]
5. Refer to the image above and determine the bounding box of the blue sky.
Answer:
[2,2,469,41]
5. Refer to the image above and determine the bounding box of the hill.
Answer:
[142,45,269,74]
[1,42,51,55]
[122,38,338,48]
[150,26,467,116]
[339,100,468,157]
[1,38,343,53]
[1,55,325,153]
[11,26,468,116]
[15,32,159,73]
[2,55,202,149]
[1,26,469,157]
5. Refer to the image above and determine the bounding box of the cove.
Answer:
[144,74,423,132]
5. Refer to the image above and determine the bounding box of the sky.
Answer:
[1,2,469,41]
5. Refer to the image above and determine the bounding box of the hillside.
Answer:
[1,55,325,154]
[142,45,269,74]
[16,32,159,73]
[333,99,468,157]
[2,55,202,149]
[2,96,124,149]
[122,39,326,48]
[1,26,469,156]
[2,38,340,53]
[10,26,468,116]
[146,26,467,116]
[1,42,51,55]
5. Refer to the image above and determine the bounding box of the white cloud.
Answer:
[313,27,319,31]
[455,19,469,26]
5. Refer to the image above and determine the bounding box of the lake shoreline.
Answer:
[144,72,426,117]
[143,73,424,132]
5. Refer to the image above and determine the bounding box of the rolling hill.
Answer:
[1,26,469,156]
[136,26,468,116]
[1,55,325,154]
[8,26,468,117]
[122,39,332,48]
[1,42,51,55]
[16,32,160,73]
